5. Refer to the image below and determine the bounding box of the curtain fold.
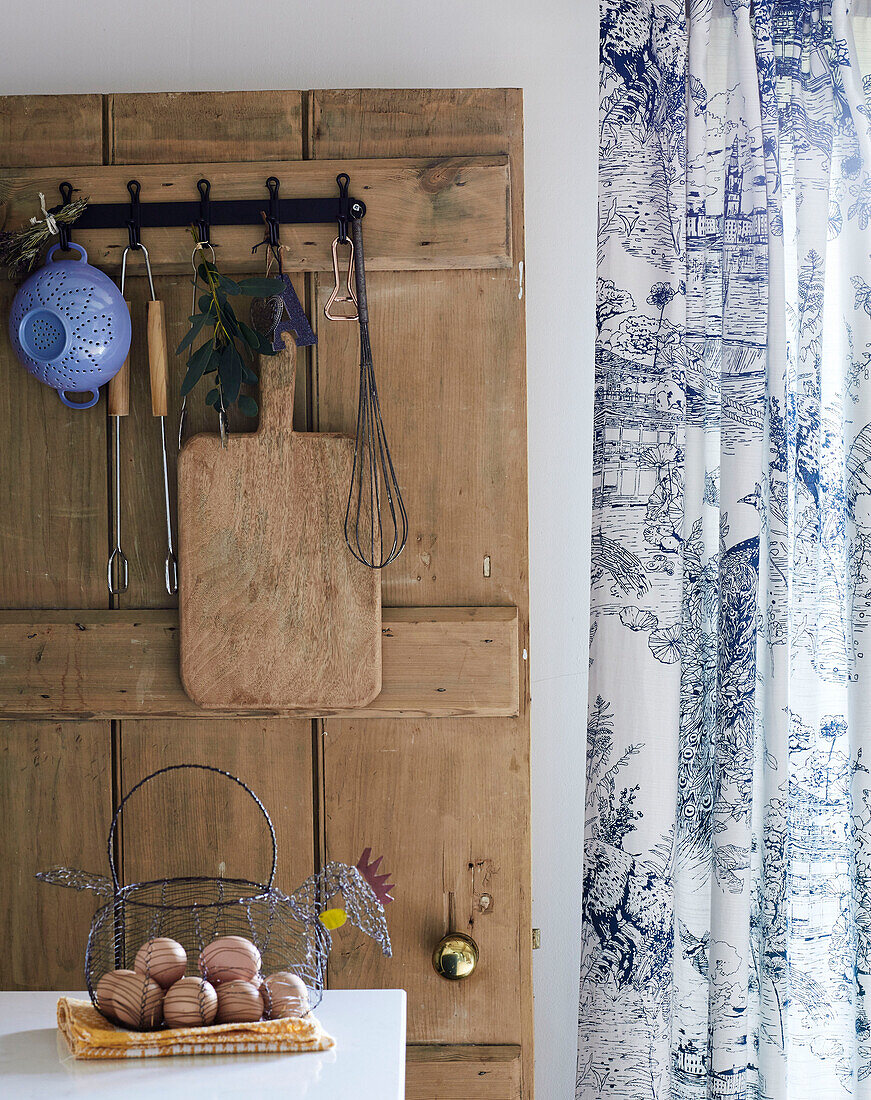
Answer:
[581,2,871,1096]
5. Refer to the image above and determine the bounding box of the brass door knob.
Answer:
[432,931,479,980]
[432,892,479,980]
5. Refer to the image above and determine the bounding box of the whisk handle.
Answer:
[108,301,132,417]
[350,217,369,326]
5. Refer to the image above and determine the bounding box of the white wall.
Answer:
[4,2,597,1094]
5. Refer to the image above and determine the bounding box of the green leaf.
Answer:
[241,361,258,385]
[219,343,244,406]
[198,293,213,312]
[205,387,220,408]
[238,394,258,417]
[216,272,241,294]
[235,277,286,297]
[180,340,214,396]
[176,310,210,355]
[239,321,260,350]
[197,261,219,282]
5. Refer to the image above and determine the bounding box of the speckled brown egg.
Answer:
[261,971,310,1019]
[105,971,165,1029]
[215,980,263,1023]
[163,976,218,1027]
[198,936,261,984]
[134,937,188,989]
[95,969,137,1019]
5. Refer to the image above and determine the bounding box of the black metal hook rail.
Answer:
[48,174,366,247]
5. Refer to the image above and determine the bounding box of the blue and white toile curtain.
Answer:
[580,2,871,1096]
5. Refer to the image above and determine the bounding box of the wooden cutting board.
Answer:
[178,339,381,709]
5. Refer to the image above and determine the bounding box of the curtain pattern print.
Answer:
[580,1,871,1097]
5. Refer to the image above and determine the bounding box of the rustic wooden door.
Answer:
[0,89,531,1098]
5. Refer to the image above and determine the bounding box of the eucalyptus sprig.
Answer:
[177,229,285,418]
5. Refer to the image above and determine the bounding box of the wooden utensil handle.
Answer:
[108,301,132,417]
[147,300,169,417]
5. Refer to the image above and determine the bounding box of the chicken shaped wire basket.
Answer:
[37,764,392,1029]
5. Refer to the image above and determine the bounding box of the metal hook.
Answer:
[58,181,73,251]
[126,179,142,251]
[265,176,281,247]
[336,173,350,243]
[196,178,211,245]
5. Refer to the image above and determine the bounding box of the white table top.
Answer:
[0,989,406,1099]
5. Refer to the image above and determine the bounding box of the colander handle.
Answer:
[59,388,100,409]
[107,763,278,892]
[46,242,87,263]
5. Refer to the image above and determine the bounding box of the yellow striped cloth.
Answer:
[57,997,335,1060]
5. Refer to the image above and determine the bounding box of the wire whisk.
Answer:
[346,216,408,568]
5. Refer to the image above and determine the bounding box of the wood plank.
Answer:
[0,96,111,995]
[406,1046,522,1100]
[0,96,108,609]
[0,608,519,719]
[108,91,303,165]
[312,89,531,1095]
[0,722,111,988]
[0,156,512,273]
[107,93,316,993]
[178,346,382,711]
[323,718,526,1046]
[0,95,103,167]
[116,721,313,894]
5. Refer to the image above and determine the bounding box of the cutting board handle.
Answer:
[258,334,297,435]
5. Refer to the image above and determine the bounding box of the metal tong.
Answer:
[107,181,178,595]
[107,265,131,595]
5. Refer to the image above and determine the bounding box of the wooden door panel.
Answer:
[311,89,531,1094]
[0,721,111,988]
[105,99,316,960]
[0,95,111,988]
[0,88,531,1098]
[117,720,314,894]
[324,718,526,1045]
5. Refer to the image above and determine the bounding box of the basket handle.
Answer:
[107,763,278,892]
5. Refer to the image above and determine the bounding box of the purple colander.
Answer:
[8,243,132,409]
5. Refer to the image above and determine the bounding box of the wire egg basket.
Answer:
[38,764,392,1028]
